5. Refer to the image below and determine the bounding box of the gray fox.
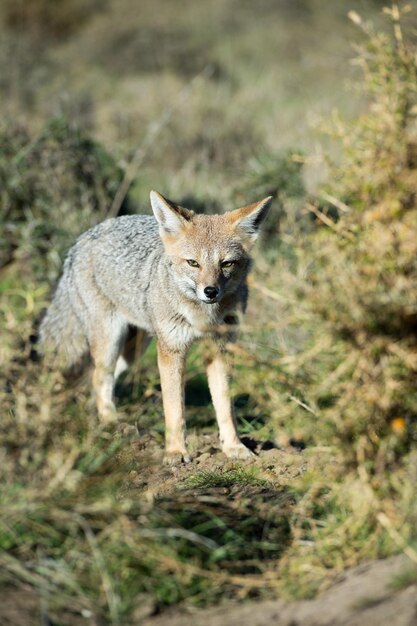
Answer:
[40,191,272,464]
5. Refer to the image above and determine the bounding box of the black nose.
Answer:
[204,286,219,299]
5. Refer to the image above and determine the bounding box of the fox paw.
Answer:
[163,451,192,466]
[222,442,255,460]
[98,403,118,425]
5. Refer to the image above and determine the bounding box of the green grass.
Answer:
[390,565,417,591]
[184,467,272,490]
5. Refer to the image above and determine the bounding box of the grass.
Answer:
[390,565,417,591]
[1,2,417,624]
[352,595,385,611]
[184,467,272,489]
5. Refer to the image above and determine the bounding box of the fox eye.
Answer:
[186,259,200,268]
[221,260,236,269]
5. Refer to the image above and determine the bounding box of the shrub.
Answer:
[305,4,417,468]
[0,117,128,281]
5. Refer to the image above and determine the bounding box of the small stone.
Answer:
[197,452,212,463]
[200,445,218,455]
[129,594,156,621]
[116,422,138,437]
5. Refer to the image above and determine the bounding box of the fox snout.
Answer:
[199,284,222,303]
[204,286,219,299]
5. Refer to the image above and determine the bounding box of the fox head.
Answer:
[150,190,272,305]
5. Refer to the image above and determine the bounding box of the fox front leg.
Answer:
[157,341,191,465]
[206,349,254,460]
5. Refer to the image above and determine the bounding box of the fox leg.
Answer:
[206,349,254,460]
[157,341,190,465]
[90,317,127,423]
[115,328,151,379]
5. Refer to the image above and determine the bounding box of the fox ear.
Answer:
[228,196,273,242]
[150,190,193,235]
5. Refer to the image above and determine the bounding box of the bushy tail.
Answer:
[39,266,88,370]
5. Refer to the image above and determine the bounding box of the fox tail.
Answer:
[39,255,88,369]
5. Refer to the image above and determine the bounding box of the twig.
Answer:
[138,528,218,550]
[377,512,417,565]
[306,202,355,241]
[320,191,350,213]
[251,281,298,306]
[288,394,318,416]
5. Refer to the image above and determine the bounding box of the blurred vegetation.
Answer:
[1,1,417,624]
[250,3,417,596]
[2,0,100,41]
[306,5,417,466]
[0,117,128,280]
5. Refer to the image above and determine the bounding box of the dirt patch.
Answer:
[119,430,309,499]
[0,586,97,626]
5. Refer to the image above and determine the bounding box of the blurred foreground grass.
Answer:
[1,2,417,624]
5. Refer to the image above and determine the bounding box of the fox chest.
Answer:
[160,304,236,350]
